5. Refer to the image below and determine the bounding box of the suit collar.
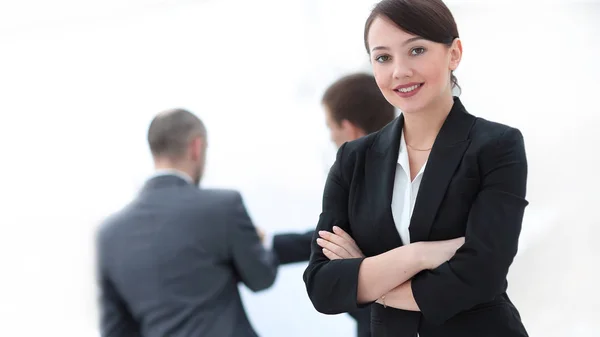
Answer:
[367,97,476,247]
[409,97,476,242]
[150,169,194,184]
[141,174,193,192]
[372,97,472,155]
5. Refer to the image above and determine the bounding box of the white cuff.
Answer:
[262,232,273,250]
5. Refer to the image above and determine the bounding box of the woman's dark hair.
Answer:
[364,0,461,92]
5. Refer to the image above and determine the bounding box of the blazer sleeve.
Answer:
[411,127,529,325]
[228,191,279,292]
[272,230,315,265]
[303,143,367,314]
[96,232,142,337]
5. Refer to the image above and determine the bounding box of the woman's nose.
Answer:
[392,59,413,79]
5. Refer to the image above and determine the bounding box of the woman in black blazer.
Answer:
[303,0,529,336]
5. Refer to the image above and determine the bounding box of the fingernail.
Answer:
[333,226,339,231]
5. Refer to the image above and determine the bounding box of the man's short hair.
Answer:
[147,108,206,159]
[322,73,396,134]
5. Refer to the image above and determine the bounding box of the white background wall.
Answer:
[0,0,598,336]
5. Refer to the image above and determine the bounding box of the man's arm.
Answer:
[272,230,315,265]
[96,233,141,337]
[228,191,279,292]
[98,273,142,337]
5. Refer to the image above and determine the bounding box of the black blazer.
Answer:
[303,97,529,337]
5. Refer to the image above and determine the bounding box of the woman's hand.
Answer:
[316,226,365,260]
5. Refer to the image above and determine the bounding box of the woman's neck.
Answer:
[403,94,455,149]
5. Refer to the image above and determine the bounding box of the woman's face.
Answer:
[367,16,461,114]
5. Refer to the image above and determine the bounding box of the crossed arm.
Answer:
[315,128,528,324]
[317,226,422,311]
[302,143,463,315]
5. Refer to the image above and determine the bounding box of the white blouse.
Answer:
[391,130,427,336]
[391,130,427,246]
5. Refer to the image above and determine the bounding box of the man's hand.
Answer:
[316,226,365,260]
[256,227,265,243]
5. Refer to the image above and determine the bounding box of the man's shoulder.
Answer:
[183,188,249,219]
[96,188,246,239]
[96,197,140,238]
[96,206,128,248]
[195,188,245,207]
[148,185,244,208]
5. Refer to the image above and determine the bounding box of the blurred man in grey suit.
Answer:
[96,108,278,337]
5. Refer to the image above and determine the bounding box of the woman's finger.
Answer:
[332,227,365,257]
[332,226,364,257]
[317,238,352,258]
[332,226,356,244]
[319,230,362,258]
[322,248,341,260]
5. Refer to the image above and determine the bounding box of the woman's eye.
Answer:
[374,55,390,63]
[411,47,425,56]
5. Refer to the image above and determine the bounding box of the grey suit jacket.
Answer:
[96,174,278,337]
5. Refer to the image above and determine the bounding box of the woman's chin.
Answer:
[396,101,427,115]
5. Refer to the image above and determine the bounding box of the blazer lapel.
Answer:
[366,115,404,250]
[409,98,476,243]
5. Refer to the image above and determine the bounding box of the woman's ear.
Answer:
[449,38,462,71]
